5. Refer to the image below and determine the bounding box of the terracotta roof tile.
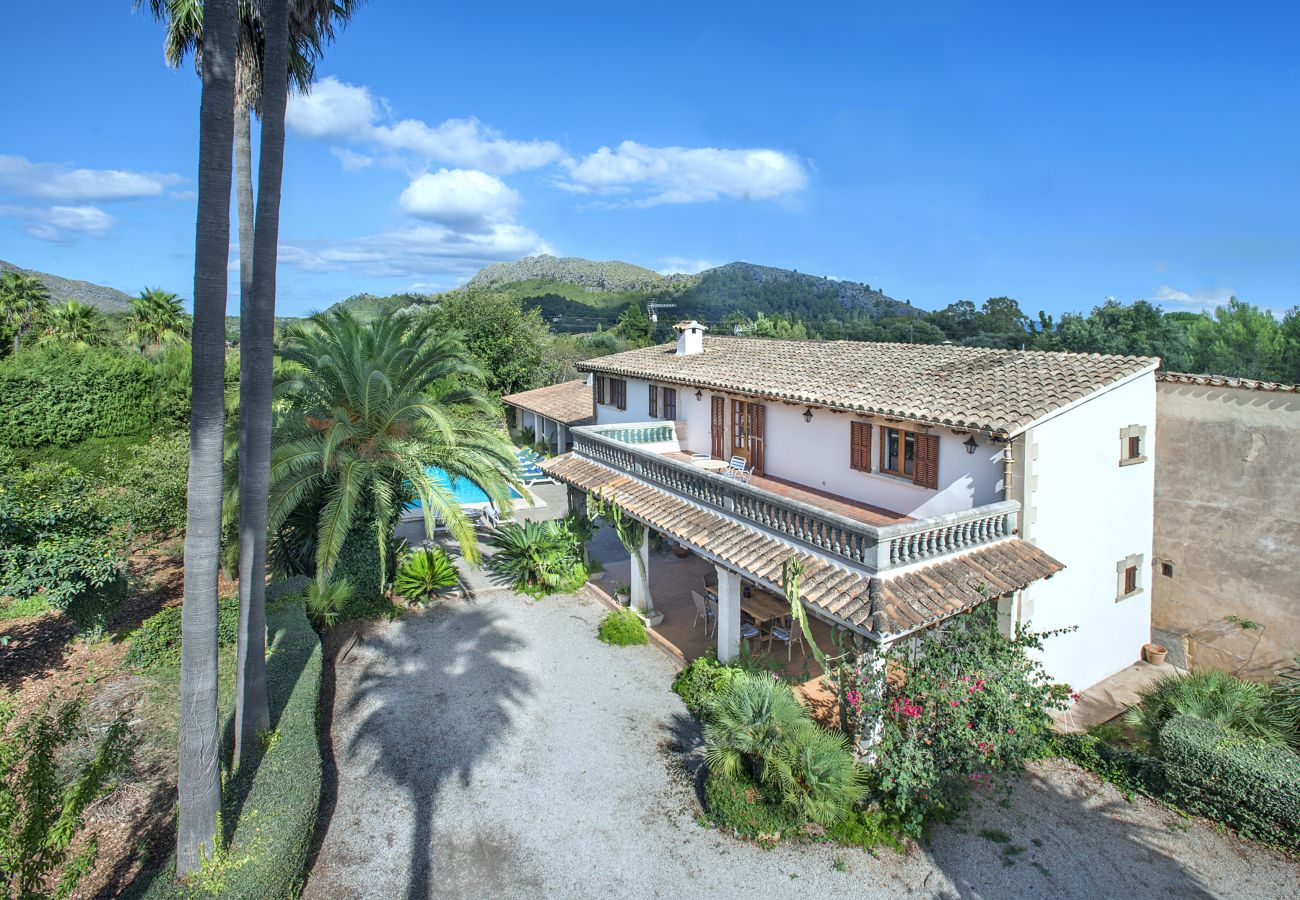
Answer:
[1157,371,1299,393]
[577,337,1156,435]
[501,379,594,426]
[543,454,1063,638]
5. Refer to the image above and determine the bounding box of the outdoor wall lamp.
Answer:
[964,435,979,454]
[803,406,814,423]
[695,389,703,401]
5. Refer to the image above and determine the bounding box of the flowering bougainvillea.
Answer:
[844,606,1073,836]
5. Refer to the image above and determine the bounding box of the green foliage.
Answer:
[124,596,239,672]
[1052,731,1168,799]
[704,672,865,828]
[826,806,906,852]
[672,654,743,718]
[0,463,128,637]
[853,608,1068,837]
[304,578,353,629]
[125,288,189,352]
[263,576,310,608]
[104,431,189,538]
[597,607,648,646]
[1272,655,1300,751]
[0,695,132,899]
[0,271,51,355]
[703,769,802,843]
[417,291,551,396]
[486,520,586,596]
[39,300,107,349]
[141,601,323,899]
[394,547,458,605]
[1160,715,1300,851]
[1125,668,1294,747]
[0,347,158,449]
[331,523,391,621]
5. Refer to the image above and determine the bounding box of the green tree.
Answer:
[40,300,105,348]
[421,291,550,395]
[1279,307,1300,384]
[617,302,652,347]
[1188,298,1286,381]
[125,287,190,352]
[0,272,50,355]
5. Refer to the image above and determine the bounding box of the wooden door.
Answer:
[710,395,724,458]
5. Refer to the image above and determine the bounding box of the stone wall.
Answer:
[1153,379,1300,677]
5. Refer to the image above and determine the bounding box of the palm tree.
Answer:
[169,0,237,877]
[41,300,106,348]
[0,271,51,354]
[126,287,190,351]
[264,310,520,589]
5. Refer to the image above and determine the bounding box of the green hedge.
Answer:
[1160,715,1300,850]
[124,596,239,672]
[1052,731,1168,799]
[597,607,648,646]
[139,596,323,898]
[0,347,159,449]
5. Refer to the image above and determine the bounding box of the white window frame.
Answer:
[1119,424,1148,467]
[1116,553,1144,601]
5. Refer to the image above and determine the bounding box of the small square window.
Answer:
[1119,424,1148,466]
[1124,565,1138,594]
[1116,553,1144,600]
[1161,561,1175,578]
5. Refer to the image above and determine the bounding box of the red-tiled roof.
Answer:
[502,379,594,426]
[1157,371,1300,393]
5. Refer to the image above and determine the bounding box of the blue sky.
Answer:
[1,1,1296,317]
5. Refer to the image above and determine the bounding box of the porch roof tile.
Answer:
[501,379,595,427]
[544,454,1063,640]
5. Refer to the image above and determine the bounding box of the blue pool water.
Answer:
[408,466,523,509]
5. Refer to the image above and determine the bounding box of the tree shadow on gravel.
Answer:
[329,605,531,900]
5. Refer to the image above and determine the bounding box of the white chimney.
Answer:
[674,320,707,356]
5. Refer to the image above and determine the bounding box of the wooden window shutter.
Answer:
[710,395,724,458]
[913,432,940,489]
[878,424,887,470]
[664,388,676,420]
[648,384,658,418]
[618,380,627,410]
[850,421,872,472]
[749,403,766,475]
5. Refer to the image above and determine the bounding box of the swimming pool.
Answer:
[406,466,524,510]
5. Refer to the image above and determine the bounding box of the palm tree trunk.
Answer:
[234,0,289,766]
[177,0,237,877]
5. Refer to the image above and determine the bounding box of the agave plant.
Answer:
[1126,668,1294,746]
[395,547,458,605]
[703,672,809,784]
[304,576,352,628]
[486,520,583,595]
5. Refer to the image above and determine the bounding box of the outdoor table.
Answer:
[740,587,788,628]
[692,457,731,472]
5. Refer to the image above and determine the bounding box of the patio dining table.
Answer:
[740,587,789,628]
[692,457,732,472]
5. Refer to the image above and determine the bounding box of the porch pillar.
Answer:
[996,590,1020,639]
[855,637,892,763]
[556,422,568,453]
[715,565,742,663]
[630,528,662,626]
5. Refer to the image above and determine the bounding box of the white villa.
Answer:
[541,321,1159,693]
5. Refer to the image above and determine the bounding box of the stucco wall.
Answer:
[1153,381,1300,677]
[1020,371,1157,692]
[595,377,1003,517]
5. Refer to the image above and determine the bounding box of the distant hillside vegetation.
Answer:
[324,254,914,332]
[0,259,135,313]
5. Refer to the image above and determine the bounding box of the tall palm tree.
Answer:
[264,310,521,586]
[126,287,190,352]
[41,299,106,348]
[0,271,51,354]
[142,0,361,770]
[169,0,237,877]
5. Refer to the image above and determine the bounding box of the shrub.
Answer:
[598,607,648,646]
[1126,668,1293,747]
[486,519,584,596]
[125,596,239,671]
[104,432,189,538]
[0,695,131,898]
[1052,731,1167,799]
[304,578,352,629]
[826,805,906,852]
[672,654,742,718]
[0,463,128,637]
[394,547,458,604]
[264,576,309,608]
[332,521,394,620]
[703,769,802,843]
[1159,715,1300,851]
[141,599,322,898]
[0,347,157,449]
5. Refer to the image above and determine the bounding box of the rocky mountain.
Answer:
[0,260,135,313]
[465,255,692,294]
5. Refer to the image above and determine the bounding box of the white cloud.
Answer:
[657,256,717,275]
[279,221,553,280]
[287,77,565,174]
[561,141,808,206]
[0,154,183,201]
[1153,284,1236,309]
[0,203,116,242]
[398,168,521,229]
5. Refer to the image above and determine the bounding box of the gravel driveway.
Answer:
[304,587,1297,899]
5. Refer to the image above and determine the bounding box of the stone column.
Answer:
[996,590,1020,639]
[630,528,662,626]
[556,422,567,454]
[715,565,742,663]
[855,637,892,763]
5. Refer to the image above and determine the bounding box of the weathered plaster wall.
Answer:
[1153,382,1300,676]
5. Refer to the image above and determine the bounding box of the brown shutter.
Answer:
[879,425,888,470]
[850,421,872,472]
[648,384,658,418]
[710,395,724,458]
[664,388,676,420]
[749,403,766,475]
[914,431,939,489]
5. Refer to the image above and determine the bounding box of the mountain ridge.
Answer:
[0,259,135,313]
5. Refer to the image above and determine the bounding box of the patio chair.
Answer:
[740,621,761,651]
[691,590,715,636]
[722,455,747,479]
[765,616,805,661]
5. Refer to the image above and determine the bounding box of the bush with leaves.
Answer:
[124,596,239,671]
[851,607,1069,837]
[598,607,648,646]
[104,431,189,539]
[0,695,131,899]
[0,463,128,637]
[1126,668,1295,747]
[304,578,352,629]
[672,655,743,718]
[486,520,585,596]
[394,547,458,605]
